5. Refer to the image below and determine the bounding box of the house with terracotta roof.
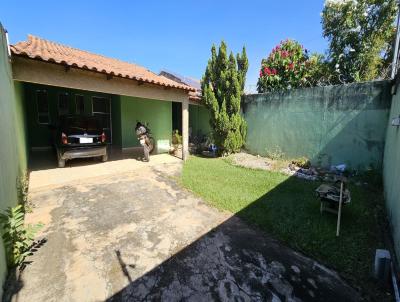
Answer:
[0,24,214,295]
[9,34,210,160]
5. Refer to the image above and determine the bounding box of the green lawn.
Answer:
[181,156,388,299]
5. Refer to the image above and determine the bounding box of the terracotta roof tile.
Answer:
[188,90,202,102]
[11,35,196,92]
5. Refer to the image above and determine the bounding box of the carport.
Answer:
[10,35,197,165]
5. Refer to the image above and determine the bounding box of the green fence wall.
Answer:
[243,81,391,170]
[120,96,172,153]
[0,25,28,297]
[383,82,400,261]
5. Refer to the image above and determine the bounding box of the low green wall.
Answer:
[120,96,172,152]
[243,81,391,170]
[383,82,400,261]
[0,24,28,296]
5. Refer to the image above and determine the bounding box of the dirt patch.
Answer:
[228,153,315,180]
[228,152,274,170]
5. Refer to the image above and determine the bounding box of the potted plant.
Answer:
[171,130,182,157]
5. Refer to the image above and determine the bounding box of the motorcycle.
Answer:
[135,122,155,154]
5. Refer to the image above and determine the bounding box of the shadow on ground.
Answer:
[6,157,370,302]
[2,238,47,302]
[105,171,362,302]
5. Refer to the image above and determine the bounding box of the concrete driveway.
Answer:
[6,155,361,302]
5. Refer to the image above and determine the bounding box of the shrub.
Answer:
[291,157,311,169]
[172,130,182,145]
[17,172,31,212]
[0,205,42,267]
[257,39,327,92]
[266,146,285,160]
[202,41,248,155]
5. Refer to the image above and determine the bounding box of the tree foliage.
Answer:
[202,41,248,154]
[257,39,327,92]
[0,205,42,267]
[322,0,397,82]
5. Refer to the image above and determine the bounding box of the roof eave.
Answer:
[10,49,196,93]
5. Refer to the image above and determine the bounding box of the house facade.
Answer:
[10,34,210,157]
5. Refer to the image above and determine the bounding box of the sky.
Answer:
[0,0,328,92]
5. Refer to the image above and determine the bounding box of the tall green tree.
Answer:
[202,41,248,154]
[322,0,397,82]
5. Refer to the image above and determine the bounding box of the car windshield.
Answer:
[61,117,100,131]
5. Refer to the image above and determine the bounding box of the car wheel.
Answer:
[101,153,108,162]
[58,158,66,168]
[57,151,66,168]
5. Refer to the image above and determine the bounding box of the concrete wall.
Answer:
[383,82,400,261]
[243,81,391,170]
[120,96,172,152]
[0,24,28,296]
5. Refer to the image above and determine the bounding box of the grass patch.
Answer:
[181,156,388,299]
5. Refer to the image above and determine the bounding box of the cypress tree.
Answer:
[201,41,248,155]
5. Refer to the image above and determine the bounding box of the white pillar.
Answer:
[182,98,189,160]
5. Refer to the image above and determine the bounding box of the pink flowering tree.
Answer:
[257,39,319,93]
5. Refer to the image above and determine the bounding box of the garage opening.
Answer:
[22,82,122,170]
[21,82,183,170]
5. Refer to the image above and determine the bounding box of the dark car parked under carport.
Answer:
[51,115,108,167]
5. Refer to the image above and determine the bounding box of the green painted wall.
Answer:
[23,83,121,147]
[111,96,122,146]
[383,82,400,261]
[189,104,211,138]
[14,81,29,168]
[0,25,28,297]
[120,96,172,152]
[243,81,391,170]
